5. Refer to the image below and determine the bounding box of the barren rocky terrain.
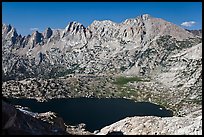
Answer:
[97,109,202,135]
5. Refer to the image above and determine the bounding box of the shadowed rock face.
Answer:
[2,100,69,135]
[2,101,17,131]
[106,131,124,135]
[43,27,53,39]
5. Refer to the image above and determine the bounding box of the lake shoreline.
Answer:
[7,97,173,132]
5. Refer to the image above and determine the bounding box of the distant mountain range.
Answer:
[185,29,202,37]
[2,14,202,98]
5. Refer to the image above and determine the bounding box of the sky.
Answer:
[2,2,202,36]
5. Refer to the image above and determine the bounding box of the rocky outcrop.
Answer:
[97,109,202,135]
[2,100,69,135]
[2,100,93,135]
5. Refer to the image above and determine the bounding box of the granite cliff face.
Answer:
[2,14,202,135]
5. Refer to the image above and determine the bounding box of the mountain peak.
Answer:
[32,30,40,34]
[43,27,53,39]
[140,14,151,20]
[2,23,15,34]
[88,20,117,30]
[65,21,85,31]
[92,20,116,25]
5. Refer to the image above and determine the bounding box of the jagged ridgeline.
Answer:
[2,14,201,80]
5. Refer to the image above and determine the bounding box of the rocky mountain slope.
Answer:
[2,14,202,135]
[2,14,201,82]
[97,109,202,135]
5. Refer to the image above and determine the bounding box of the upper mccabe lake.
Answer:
[8,98,173,132]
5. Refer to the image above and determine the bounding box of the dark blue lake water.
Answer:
[8,98,173,132]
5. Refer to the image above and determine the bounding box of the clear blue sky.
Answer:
[2,2,202,36]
